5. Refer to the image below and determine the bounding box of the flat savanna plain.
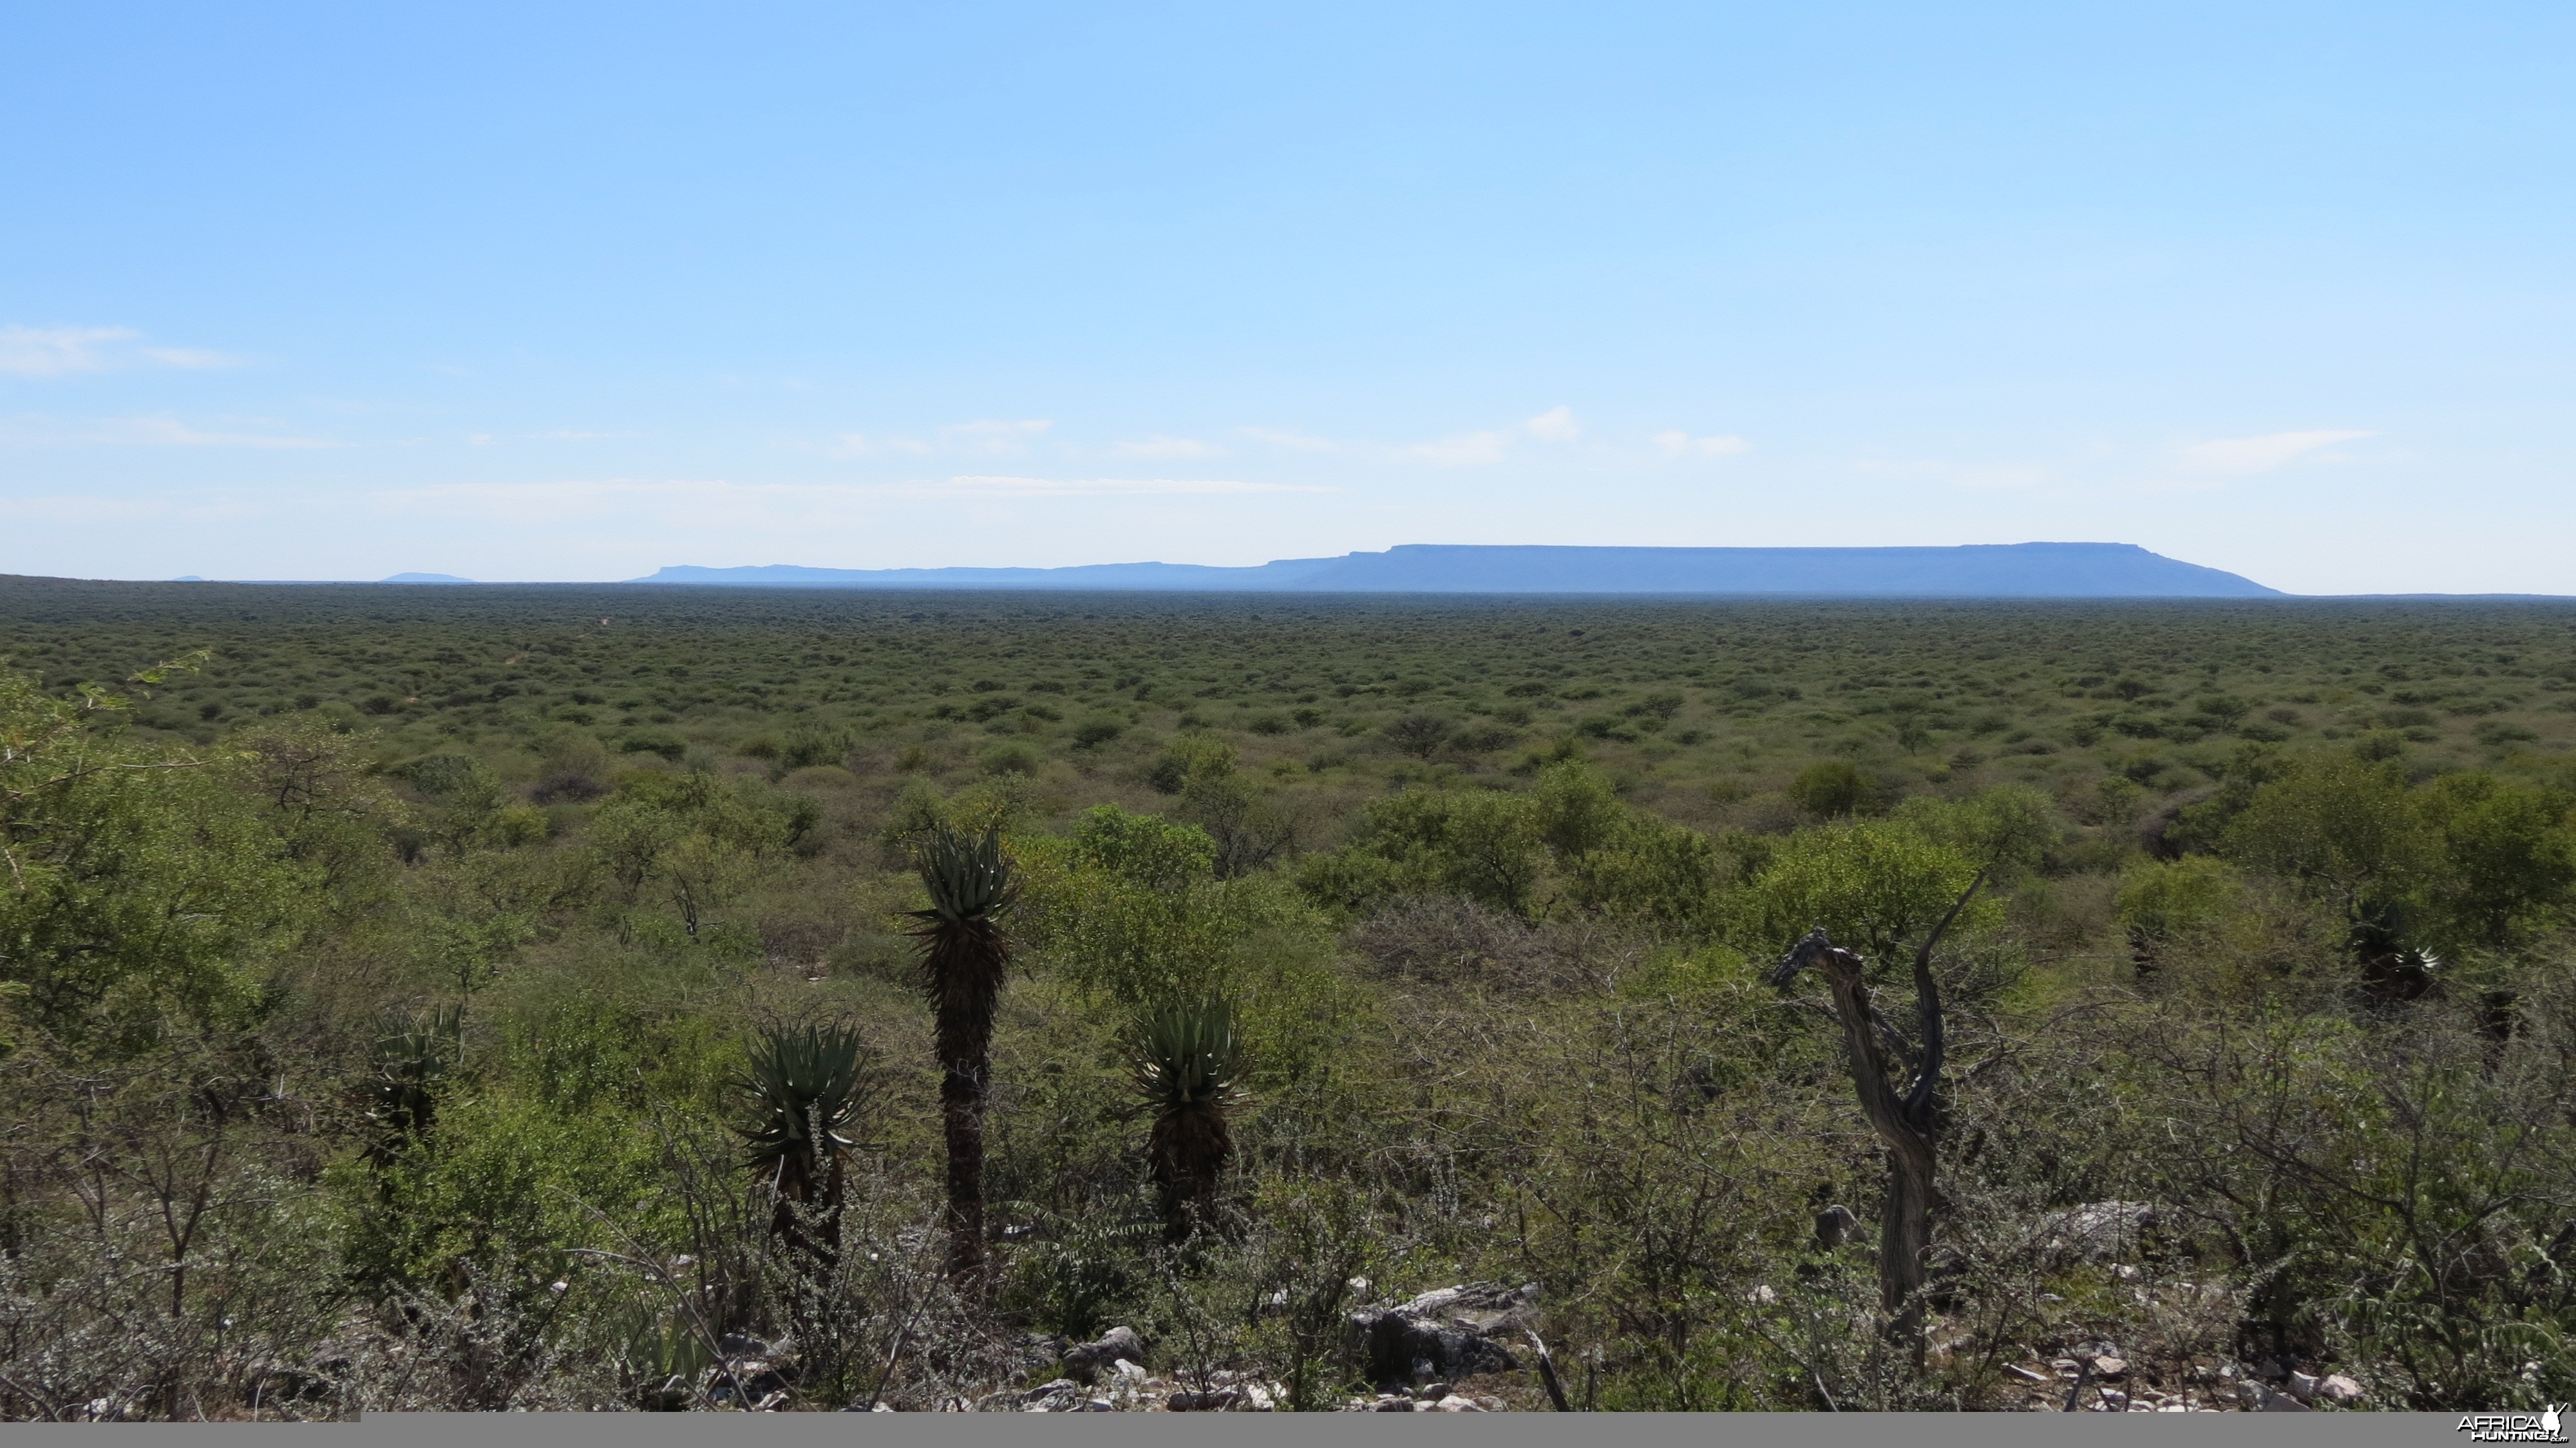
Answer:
[4,574,2575,1416]
[12,578,2573,825]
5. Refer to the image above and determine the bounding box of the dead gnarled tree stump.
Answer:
[1769,873,1984,1363]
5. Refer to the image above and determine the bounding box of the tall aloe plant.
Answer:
[907,821,1019,1281]
[363,1004,462,1176]
[1128,996,1248,1241]
[741,1021,874,1265]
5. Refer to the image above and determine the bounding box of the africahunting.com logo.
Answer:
[2459,1406,2567,1443]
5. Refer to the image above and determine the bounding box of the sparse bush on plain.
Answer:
[3,581,2575,1415]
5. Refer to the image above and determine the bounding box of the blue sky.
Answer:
[3,3,2571,592]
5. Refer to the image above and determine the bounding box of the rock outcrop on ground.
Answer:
[1345,1282,1537,1387]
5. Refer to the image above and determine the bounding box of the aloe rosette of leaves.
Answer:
[740,1020,874,1262]
[363,1005,462,1172]
[907,821,1019,1281]
[1128,995,1249,1241]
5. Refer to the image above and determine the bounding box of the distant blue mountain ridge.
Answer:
[632,543,2282,597]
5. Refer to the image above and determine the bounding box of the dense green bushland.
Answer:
[3,576,2574,1416]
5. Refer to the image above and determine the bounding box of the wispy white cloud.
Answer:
[1934,462,2056,492]
[125,417,332,449]
[377,480,685,524]
[1110,434,1221,459]
[375,475,1331,524]
[1855,455,2059,492]
[1239,426,1336,452]
[941,418,1052,456]
[826,432,931,458]
[823,421,1053,459]
[0,414,334,449]
[1857,432,2371,499]
[0,326,251,376]
[1654,430,1750,459]
[1408,407,1582,466]
[936,474,1319,497]
[139,345,248,370]
[2179,429,2372,475]
[0,325,137,377]
[0,493,161,523]
[1408,430,1512,466]
[1524,406,1579,442]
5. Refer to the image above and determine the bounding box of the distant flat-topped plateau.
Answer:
[634,543,2280,598]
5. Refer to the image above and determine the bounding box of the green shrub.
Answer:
[620,730,687,761]
[980,741,1045,777]
[2115,855,2245,942]
[0,671,314,1048]
[1893,785,2058,877]
[1070,805,1217,888]
[1786,760,1870,819]
[1731,819,1991,960]
[1302,786,1546,918]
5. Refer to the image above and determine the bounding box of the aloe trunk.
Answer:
[908,823,1018,1282]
